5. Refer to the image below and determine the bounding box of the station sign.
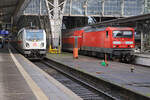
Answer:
[0,30,9,35]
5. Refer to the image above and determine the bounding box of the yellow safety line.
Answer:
[9,49,48,100]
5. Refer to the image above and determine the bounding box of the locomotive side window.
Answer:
[106,31,108,38]
[113,30,133,38]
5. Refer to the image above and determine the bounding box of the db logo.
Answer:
[33,43,37,46]
[122,41,125,44]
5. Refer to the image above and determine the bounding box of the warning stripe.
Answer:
[9,49,48,100]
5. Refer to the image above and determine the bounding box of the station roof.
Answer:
[0,0,25,23]
[92,13,150,27]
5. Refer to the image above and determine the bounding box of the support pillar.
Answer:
[45,0,67,53]
[141,30,144,53]
[121,0,124,16]
[83,0,88,16]
[11,16,13,33]
[101,0,105,16]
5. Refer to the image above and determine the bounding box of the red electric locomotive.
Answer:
[62,26,135,62]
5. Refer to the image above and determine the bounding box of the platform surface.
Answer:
[134,53,150,66]
[0,45,82,100]
[47,52,150,98]
[135,53,150,58]
[0,45,36,100]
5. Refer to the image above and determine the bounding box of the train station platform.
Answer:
[0,46,36,99]
[0,45,82,100]
[46,52,150,98]
[134,53,150,66]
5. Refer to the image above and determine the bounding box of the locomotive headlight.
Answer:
[113,45,116,48]
[130,45,133,48]
[41,42,44,47]
[26,43,30,48]
[113,41,121,44]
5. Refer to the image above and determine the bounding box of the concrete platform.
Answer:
[0,46,36,100]
[46,52,150,98]
[134,53,150,66]
[0,45,82,100]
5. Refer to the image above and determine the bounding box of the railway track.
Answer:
[34,60,117,100]
[38,58,150,100]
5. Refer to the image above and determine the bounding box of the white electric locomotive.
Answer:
[16,28,47,59]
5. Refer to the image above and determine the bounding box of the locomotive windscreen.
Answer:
[26,30,44,41]
[113,31,133,38]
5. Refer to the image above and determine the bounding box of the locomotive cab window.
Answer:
[26,30,44,41]
[113,30,133,38]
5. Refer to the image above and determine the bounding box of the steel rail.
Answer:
[41,59,117,100]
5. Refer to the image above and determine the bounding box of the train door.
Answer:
[104,31,110,49]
